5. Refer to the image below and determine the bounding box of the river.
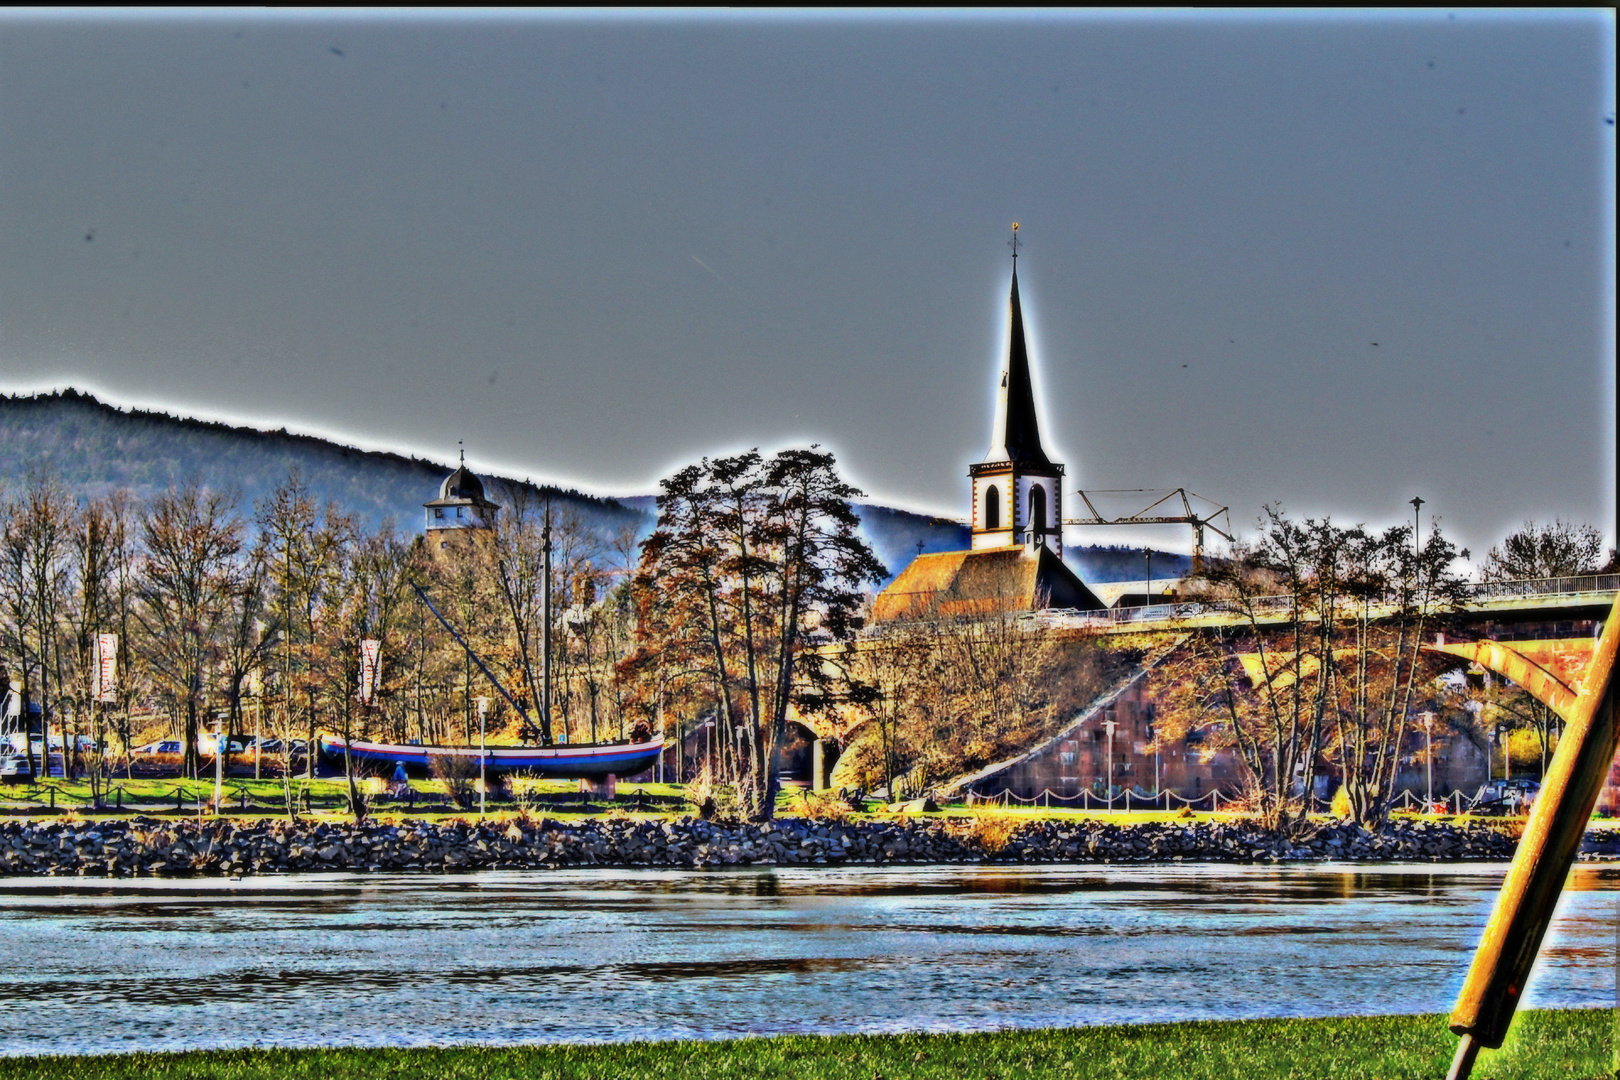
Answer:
[0,863,1611,1056]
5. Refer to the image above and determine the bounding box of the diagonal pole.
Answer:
[411,583,534,729]
[1446,592,1619,1079]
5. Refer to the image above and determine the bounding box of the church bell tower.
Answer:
[969,232,1064,557]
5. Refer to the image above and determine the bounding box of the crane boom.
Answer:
[1062,488,1233,570]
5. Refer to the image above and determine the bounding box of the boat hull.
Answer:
[319,735,664,780]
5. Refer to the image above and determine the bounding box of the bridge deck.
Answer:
[1020,574,1619,636]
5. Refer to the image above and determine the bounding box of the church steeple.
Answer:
[984,266,1051,467]
[969,228,1065,558]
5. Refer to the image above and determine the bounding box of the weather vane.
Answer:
[1009,222,1022,264]
[459,439,464,465]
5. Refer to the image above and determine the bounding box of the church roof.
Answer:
[426,463,499,509]
[982,267,1051,468]
[872,545,1103,621]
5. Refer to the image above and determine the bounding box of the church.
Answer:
[873,257,1104,620]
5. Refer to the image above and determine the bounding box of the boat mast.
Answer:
[543,497,556,744]
[410,584,534,726]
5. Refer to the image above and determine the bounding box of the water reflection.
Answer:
[0,863,1609,1056]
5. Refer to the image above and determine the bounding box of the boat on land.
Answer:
[318,580,662,781]
[318,733,664,780]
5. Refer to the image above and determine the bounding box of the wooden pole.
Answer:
[1447,594,1619,1078]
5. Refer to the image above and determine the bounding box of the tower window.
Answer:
[434,509,443,519]
[456,507,464,518]
[1029,484,1046,536]
[985,485,1000,530]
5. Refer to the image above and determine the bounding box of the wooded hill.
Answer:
[0,390,1188,586]
[0,390,977,586]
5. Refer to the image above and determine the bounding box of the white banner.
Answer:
[359,639,382,704]
[93,633,118,703]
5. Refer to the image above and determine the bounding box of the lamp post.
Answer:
[1103,718,1117,813]
[1149,704,1160,809]
[213,717,224,815]
[1424,711,1435,813]
[476,696,490,817]
[1410,496,1425,556]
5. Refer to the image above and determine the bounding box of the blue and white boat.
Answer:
[319,733,663,780]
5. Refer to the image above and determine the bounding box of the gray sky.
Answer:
[1,10,1613,560]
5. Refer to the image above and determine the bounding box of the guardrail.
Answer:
[1024,573,1620,631]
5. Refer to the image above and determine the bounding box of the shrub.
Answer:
[952,808,1021,854]
[794,791,851,822]
[429,755,478,810]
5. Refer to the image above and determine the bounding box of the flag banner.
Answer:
[244,667,261,698]
[94,634,118,702]
[359,639,382,704]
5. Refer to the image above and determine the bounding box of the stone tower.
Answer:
[424,452,500,555]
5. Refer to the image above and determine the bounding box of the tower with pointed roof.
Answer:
[424,448,500,556]
[969,256,1064,558]
[870,237,1102,621]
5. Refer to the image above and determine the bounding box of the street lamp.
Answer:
[213,716,224,815]
[1410,496,1425,556]
[476,696,490,816]
[1102,718,1117,813]
[1423,711,1435,813]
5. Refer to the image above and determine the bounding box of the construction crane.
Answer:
[1063,488,1234,573]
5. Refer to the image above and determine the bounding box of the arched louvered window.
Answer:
[1029,484,1046,537]
[984,485,1001,530]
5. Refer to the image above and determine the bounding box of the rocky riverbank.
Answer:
[1,815,1616,877]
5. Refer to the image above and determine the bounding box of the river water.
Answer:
[0,863,1611,1056]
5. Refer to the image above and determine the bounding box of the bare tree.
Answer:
[65,496,119,802]
[256,470,352,777]
[330,519,417,820]
[1157,508,1468,829]
[488,482,554,743]
[135,484,244,779]
[0,473,75,779]
[1479,519,1606,581]
[632,448,884,819]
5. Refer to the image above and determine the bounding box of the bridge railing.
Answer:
[1464,573,1619,603]
[1026,573,1618,631]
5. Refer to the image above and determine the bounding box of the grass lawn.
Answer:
[0,1010,1609,1080]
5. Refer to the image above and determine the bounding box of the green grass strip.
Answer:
[1,1009,1611,1080]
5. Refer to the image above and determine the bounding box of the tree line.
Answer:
[0,447,889,822]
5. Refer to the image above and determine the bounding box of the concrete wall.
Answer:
[966,673,1247,803]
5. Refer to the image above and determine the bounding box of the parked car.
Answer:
[0,753,32,782]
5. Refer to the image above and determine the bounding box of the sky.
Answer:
[0,10,1613,561]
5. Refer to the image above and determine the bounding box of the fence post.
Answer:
[49,787,56,810]
[175,786,183,811]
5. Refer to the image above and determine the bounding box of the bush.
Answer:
[793,791,850,822]
[951,808,1021,854]
[429,755,478,810]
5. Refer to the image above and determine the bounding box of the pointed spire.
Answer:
[984,259,1051,466]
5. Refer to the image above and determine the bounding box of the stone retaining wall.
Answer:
[2,816,1616,878]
